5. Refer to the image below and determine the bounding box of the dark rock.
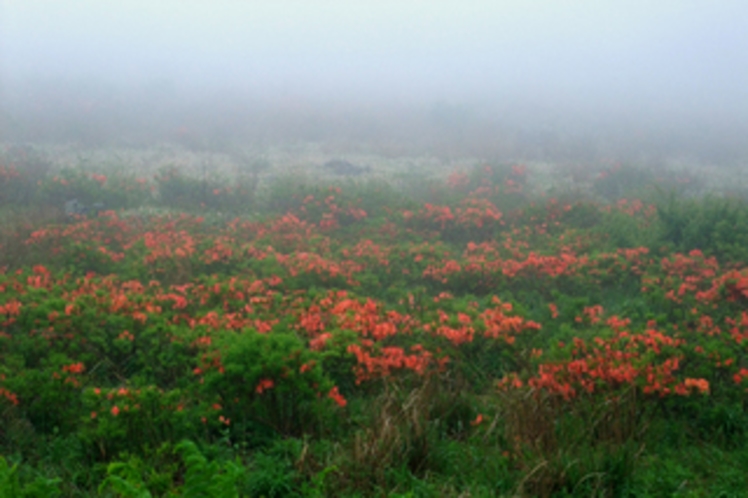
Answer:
[64,199,106,218]
[64,199,86,217]
[323,159,371,176]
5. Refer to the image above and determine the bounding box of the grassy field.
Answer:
[2,143,748,496]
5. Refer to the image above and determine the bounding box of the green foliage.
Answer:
[155,166,254,213]
[300,465,338,498]
[0,146,52,206]
[242,440,302,498]
[98,441,243,497]
[593,165,656,200]
[594,209,656,250]
[175,440,243,498]
[634,446,748,497]
[655,190,748,263]
[256,170,315,214]
[80,385,198,459]
[0,456,62,498]
[36,168,120,208]
[98,458,154,498]
[0,457,23,498]
[559,200,603,230]
[201,328,337,439]
[4,160,748,496]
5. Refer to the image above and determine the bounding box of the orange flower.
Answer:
[111,406,120,416]
[548,303,558,319]
[256,378,274,394]
[684,378,710,394]
[63,362,85,374]
[0,388,19,406]
[471,414,484,426]
[328,386,347,407]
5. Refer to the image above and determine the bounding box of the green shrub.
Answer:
[98,440,244,497]
[593,165,656,200]
[0,456,62,498]
[199,328,339,440]
[655,191,748,263]
[0,146,51,207]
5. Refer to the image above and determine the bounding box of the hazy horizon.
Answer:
[2,1,747,162]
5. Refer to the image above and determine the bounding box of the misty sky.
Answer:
[2,1,748,115]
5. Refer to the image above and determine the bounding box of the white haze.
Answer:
[1,1,747,162]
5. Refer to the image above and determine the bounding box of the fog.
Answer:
[2,0,748,163]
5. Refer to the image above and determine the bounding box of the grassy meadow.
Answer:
[2,144,748,496]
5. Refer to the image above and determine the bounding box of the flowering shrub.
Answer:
[2,161,748,495]
[198,328,340,437]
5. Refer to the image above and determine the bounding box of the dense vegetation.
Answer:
[2,151,748,496]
